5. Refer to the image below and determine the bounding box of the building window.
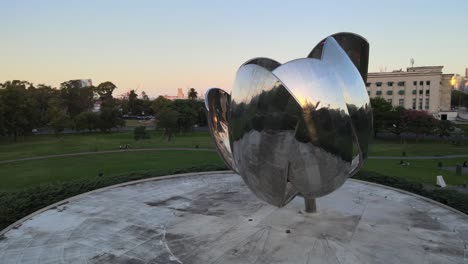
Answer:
[366,82,371,87]
[419,81,423,86]
[425,98,429,109]
[412,98,416,109]
[425,90,430,95]
[386,90,393,95]
[367,91,370,95]
[376,82,382,87]
[413,81,417,86]
[412,89,417,95]
[399,99,404,106]
[398,81,405,86]
[419,99,423,109]
[376,90,382,95]
[419,90,423,95]
[398,90,405,95]
[426,81,430,85]
[387,82,394,86]
[387,99,392,104]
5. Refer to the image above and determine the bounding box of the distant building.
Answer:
[367,66,454,120]
[164,88,185,100]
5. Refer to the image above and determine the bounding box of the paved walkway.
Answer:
[1,148,468,164]
[0,148,216,164]
[1,172,467,263]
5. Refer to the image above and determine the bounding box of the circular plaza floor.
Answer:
[1,172,468,264]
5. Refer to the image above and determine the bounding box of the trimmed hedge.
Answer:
[353,170,468,215]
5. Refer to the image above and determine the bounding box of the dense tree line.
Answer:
[152,93,206,141]
[0,80,124,140]
[370,97,458,140]
[0,81,207,141]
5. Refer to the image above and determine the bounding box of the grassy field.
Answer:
[1,132,468,229]
[0,150,223,191]
[0,131,467,192]
[368,139,467,157]
[1,132,467,162]
[363,158,468,185]
[0,131,214,161]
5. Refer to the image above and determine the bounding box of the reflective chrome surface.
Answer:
[205,33,372,209]
[308,32,370,83]
[205,88,236,171]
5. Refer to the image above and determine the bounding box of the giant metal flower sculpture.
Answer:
[205,33,372,212]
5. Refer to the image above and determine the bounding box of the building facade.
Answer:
[367,66,453,114]
[163,88,185,100]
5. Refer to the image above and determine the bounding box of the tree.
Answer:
[141,91,149,101]
[0,95,5,136]
[96,82,117,109]
[74,112,99,132]
[370,97,393,137]
[48,109,70,135]
[188,88,198,100]
[134,126,150,140]
[47,97,70,135]
[386,106,406,139]
[30,84,59,127]
[96,81,116,99]
[60,81,94,117]
[157,107,179,141]
[172,100,197,132]
[97,107,124,133]
[0,82,38,140]
[436,120,455,138]
[151,96,172,116]
[140,91,152,115]
[401,110,437,140]
[128,90,139,114]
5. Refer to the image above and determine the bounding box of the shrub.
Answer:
[353,170,468,215]
[133,126,150,141]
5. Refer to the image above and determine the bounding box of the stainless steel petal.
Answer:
[272,37,362,198]
[242,57,281,71]
[205,88,236,171]
[230,64,300,207]
[320,37,373,162]
[308,32,370,83]
[208,32,372,209]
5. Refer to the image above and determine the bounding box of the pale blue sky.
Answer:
[1,0,467,97]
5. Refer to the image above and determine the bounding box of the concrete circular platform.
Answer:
[1,172,468,264]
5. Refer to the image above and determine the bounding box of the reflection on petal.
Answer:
[308,32,369,83]
[205,88,236,171]
[205,32,372,208]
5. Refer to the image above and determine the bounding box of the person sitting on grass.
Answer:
[399,160,410,166]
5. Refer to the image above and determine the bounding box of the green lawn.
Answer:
[1,132,468,191]
[0,131,214,161]
[368,139,468,157]
[1,132,467,162]
[363,158,468,185]
[0,150,223,191]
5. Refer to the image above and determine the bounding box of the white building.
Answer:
[163,88,185,101]
[367,66,454,119]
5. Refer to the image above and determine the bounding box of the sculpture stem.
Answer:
[304,198,316,213]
